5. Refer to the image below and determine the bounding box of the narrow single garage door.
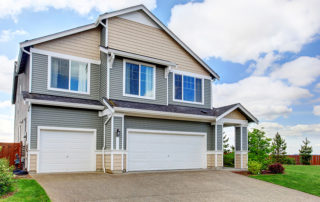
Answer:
[127,130,206,171]
[39,129,95,173]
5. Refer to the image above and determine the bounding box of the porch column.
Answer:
[235,125,248,169]
[215,123,223,167]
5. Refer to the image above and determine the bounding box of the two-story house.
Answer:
[12,5,258,173]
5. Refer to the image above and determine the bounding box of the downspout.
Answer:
[102,114,112,173]
[102,99,115,173]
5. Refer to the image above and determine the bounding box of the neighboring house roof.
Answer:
[22,92,104,110]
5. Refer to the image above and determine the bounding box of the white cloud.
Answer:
[248,52,281,75]
[0,100,11,108]
[0,115,14,142]
[0,29,27,42]
[271,56,320,87]
[212,76,311,120]
[316,83,320,89]
[0,0,156,21]
[0,55,15,94]
[313,105,320,116]
[168,0,320,64]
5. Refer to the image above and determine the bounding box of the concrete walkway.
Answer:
[32,170,319,202]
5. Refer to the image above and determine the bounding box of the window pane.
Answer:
[51,57,69,89]
[140,65,154,97]
[183,75,195,102]
[195,78,202,102]
[125,62,139,95]
[71,61,88,92]
[174,74,182,100]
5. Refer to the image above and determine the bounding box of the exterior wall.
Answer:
[113,154,122,171]
[99,52,107,100]
[110,57,167,105]
[96,154,111,171]
[124,116,215,150]
[242,153,248,169]
[168,73,212,109]
[31,53,100,100]
[123,154,127,170]
[29,154,37,172]
[225,109,247,120]
[34,28,101,61]
[242,127,248,150]
[217,154,223,167]
[108,17,210,77]
[216,125,223,151]
[235,154,241,169]
[30,105,103,150]
[207,154,215,168]
[103,116,112,150]
[235,127,241,151]
[113,116,123,149]
[14,57,30,144]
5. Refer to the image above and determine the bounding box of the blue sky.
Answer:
[0,0,319,154]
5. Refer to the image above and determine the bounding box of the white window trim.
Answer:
[47,55,91,95]
[122,59,156,100]
[173,73,204,105]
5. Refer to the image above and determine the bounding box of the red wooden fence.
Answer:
[0,142,21,168]
[287,155,320,165]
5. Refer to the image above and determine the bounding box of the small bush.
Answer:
[282,157,296,165]
[223,152,234,167]
[248,160,262,175]
[0,158,15,196]
[268,163,285,174]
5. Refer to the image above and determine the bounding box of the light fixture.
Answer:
[116,129,120,137]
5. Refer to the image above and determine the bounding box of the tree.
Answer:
[223,134,230,153]
[299,137,312,165]
[248,128,272,169]
[271,132,287,163]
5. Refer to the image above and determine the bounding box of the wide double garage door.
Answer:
[38,128,95,173]
[127,130,207,171]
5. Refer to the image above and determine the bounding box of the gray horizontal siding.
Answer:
[217,125,223,151]
[103,115,112,150]
[235,127,241,151]
[30,105,103,150]
[31,53,100,100]
[124,116,214,150]
[99,52,107,101]
[113,116,123,149]
[242,127,248,151]
[109,57,167,105]
[168,72,211,109]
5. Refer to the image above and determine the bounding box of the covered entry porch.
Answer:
[208,103,258,169]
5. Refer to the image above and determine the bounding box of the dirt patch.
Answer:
[14,174,32,179]
[0,190,16,199]
[232,171,250,176]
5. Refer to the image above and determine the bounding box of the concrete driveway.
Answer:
[32,170,319,202]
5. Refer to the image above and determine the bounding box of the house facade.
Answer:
[12,5,258,173]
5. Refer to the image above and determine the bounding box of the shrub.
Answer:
[248,160,262,175]
[0,158,14,196]
[282,157,296,165]
[268,163,285,174]
[223,152,234,167]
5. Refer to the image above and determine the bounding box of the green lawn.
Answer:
[1,179,50,202]
[250,165,320,197]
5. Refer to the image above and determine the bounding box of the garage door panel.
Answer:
[39,129,95,173]
[127,131,206,171]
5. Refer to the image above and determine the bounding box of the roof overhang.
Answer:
[216,103,259,124]
[25,99,105,110]
[114,106,216,122]
[100,47,176,67]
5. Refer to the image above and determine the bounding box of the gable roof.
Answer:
[18,4,219,79]
[214,103,259,124]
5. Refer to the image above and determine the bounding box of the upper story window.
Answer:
[124,60,155,99]
[174,73,203,104]
[49,57,89,94]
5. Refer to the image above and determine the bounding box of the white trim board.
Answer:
[25,98,104,110]
[114,106,216,122]
[216,103,258,124]
[100,47,176,67]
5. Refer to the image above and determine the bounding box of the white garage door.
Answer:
[127,130,206,171]
[39,129,95,173]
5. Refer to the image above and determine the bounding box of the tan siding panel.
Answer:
[225,109,247,120]
[108,17,210,76]
[217,154,223,167]
[242,154,248,169]
[207,154,215,168]
[34,28,100,61]
[29,154,37,172]
[113,154,122,171]
[235,154,241,169]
